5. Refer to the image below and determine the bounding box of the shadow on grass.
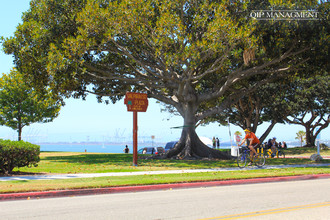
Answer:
[285,147,330,156]
[44,154,133,165]
[43,153,236,168]
[0,171,48,177]
[41,151,329,170]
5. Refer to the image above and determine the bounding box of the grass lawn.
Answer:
[11,147,330,174]
[0,147,329,194]
[1,167,329,193]
[283,146,329,156]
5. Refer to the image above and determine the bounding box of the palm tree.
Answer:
[295,130,306,147]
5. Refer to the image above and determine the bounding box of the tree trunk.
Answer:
[305,126,316,147]
[163,103,231,160]
[18,128,22,141]
[18,120,22,141]
[259,121,277,143]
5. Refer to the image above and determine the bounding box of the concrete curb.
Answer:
[1,174,329,201]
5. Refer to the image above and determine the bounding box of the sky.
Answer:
[0,1,329,144]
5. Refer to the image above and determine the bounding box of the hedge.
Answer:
[0,139,40,174]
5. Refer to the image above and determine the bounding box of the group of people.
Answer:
[123,130,286,161]
[266,137,287,154]
[212,137,220,149]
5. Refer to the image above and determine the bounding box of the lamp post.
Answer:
[227,117,233,147]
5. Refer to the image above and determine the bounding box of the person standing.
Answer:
[238,129,260,165]
[212,137,216,149]
[216,137,220,149]
[270,137,278,156]
[123,145,129,153]
[282,141,288,149]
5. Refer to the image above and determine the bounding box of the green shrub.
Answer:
[0,139,40,174]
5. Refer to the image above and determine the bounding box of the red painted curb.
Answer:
[1,174,329,201]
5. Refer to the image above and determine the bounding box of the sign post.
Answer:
[151,135,155,147]
[124,92,148,166]
[133,111,138,165]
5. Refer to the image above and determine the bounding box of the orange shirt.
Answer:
[244,132,260,145]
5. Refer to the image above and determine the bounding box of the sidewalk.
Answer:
[0,163,329,201]
[1,173,329,201]
[1,163,329,182]
[285,155,330,159]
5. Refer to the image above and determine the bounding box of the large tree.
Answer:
[201,80,290,143]
[2,0,320,159]
[198,1,329,144]
[284,75,329,147]
[0,69,61,141]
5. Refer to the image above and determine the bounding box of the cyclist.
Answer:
[238,128,260,165]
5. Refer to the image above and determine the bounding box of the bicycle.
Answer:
[237,146,265,168]
[265,148,285,158]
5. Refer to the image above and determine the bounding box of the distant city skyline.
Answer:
[0,1,328,145]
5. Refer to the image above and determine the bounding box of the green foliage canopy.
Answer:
[1,0,325,158]
[0,69,61,140]
[284,75,330,146]
[0,139,40,174]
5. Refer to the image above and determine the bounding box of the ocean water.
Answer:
[40,144,134,154]
[39,143,233,153]
[39,143,297,153]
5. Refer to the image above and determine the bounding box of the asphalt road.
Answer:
[1,178,329,219]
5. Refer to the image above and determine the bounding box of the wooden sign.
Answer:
[124,92,149,166]
[124,92,148,112]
